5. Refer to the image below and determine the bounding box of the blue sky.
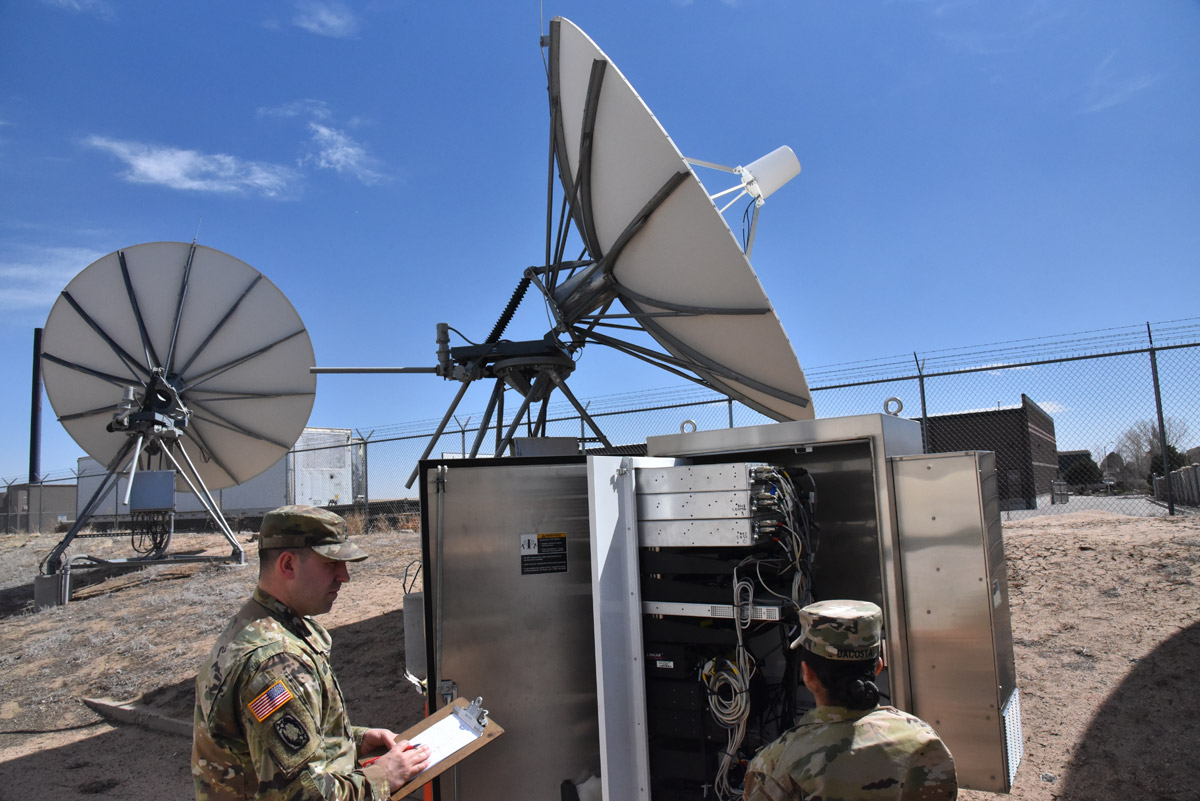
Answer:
[2,0,1198,483]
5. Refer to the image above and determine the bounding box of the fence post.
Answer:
[728,398,734,428]
[453,416,471,457]
[30,327,43,487]
[1147,323,1175,515]
[914,353,929,453]
[495,388,505,456]
[355,429,374,534]
[3,479,12,534]
[579,402,593,445]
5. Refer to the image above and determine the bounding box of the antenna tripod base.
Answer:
[36,429,246,610]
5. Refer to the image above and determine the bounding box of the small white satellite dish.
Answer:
[39,242,315,576]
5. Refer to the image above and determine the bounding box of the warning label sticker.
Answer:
[520,532,568,575]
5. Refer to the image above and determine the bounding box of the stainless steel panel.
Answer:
[892,451,1020,792]
[980,452,1018,703]
[402,592,426,680]
[638,518,754,547]
[635,463,756,546]
[646,413,923,460]
[590,455,679,801]
[512,436,579,457]
[426,460,599,800]
[636,490,752,520]
[634,463,754,493]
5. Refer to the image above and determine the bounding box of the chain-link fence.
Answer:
[285,320,1200,527]
[0,475,76,534]
[6,320,1198,533]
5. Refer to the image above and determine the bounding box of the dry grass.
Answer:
[2,511,1198,801]
[0,525,423,734]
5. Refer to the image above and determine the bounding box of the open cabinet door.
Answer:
[587,455,680,801]
[423,458,600,800]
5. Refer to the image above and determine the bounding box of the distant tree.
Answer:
[1116,417,1191,488]
[1063,456,1102,487]
[1148,444,1188,483]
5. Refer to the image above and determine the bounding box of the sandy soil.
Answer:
[1,510,1197,800]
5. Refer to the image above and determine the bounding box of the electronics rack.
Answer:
[635,463,817,800]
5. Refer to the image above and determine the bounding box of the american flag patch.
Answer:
[248,680,293,722]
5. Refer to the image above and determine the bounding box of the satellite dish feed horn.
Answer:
[38,243,316,587]
[689,146,801,257]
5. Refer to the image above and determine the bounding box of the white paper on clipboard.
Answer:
[386,697,504,799]
[412,713,481,771]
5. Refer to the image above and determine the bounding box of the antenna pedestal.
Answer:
[39,404,245,606]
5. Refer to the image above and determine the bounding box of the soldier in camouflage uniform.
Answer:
[743,600,957,801]
[193,506,430,800]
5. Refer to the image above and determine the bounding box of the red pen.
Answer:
[361,743,421,767]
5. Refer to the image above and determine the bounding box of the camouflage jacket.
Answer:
[743,705,957,801]
[192,588,389,801]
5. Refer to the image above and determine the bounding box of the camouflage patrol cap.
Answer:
[258,505,368,562]
[790,599,883,660]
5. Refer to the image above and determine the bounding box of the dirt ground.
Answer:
[0,509,1197,800]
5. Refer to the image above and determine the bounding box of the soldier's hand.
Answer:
[380,739,431,790]
[360,727,399,754]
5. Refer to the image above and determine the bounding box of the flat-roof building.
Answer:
[921,394,1058,511]
[1,482,76,534]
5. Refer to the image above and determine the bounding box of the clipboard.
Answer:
[386,696,504,799]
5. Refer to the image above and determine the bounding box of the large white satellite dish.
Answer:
[39,242,315,577]
[315,17,811,485]
[546,17,812,422]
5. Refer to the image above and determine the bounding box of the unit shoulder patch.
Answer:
[274,713,311,752]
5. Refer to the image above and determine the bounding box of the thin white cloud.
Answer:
[980,363,1033,376]
[39,0,115,19]
[898,0,982,17]
[936,28,1016,57]
[292,1,359,38]
[303,123,384,185]
[84,136,302,198]
[257,100,387,186]
[922,0,1067,61]
[0,245,105,312]
[257,99,332,121]
[1081,51,1160,114]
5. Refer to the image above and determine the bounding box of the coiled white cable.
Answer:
[704,656,749,800]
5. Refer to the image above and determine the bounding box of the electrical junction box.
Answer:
[128,470,176,512]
